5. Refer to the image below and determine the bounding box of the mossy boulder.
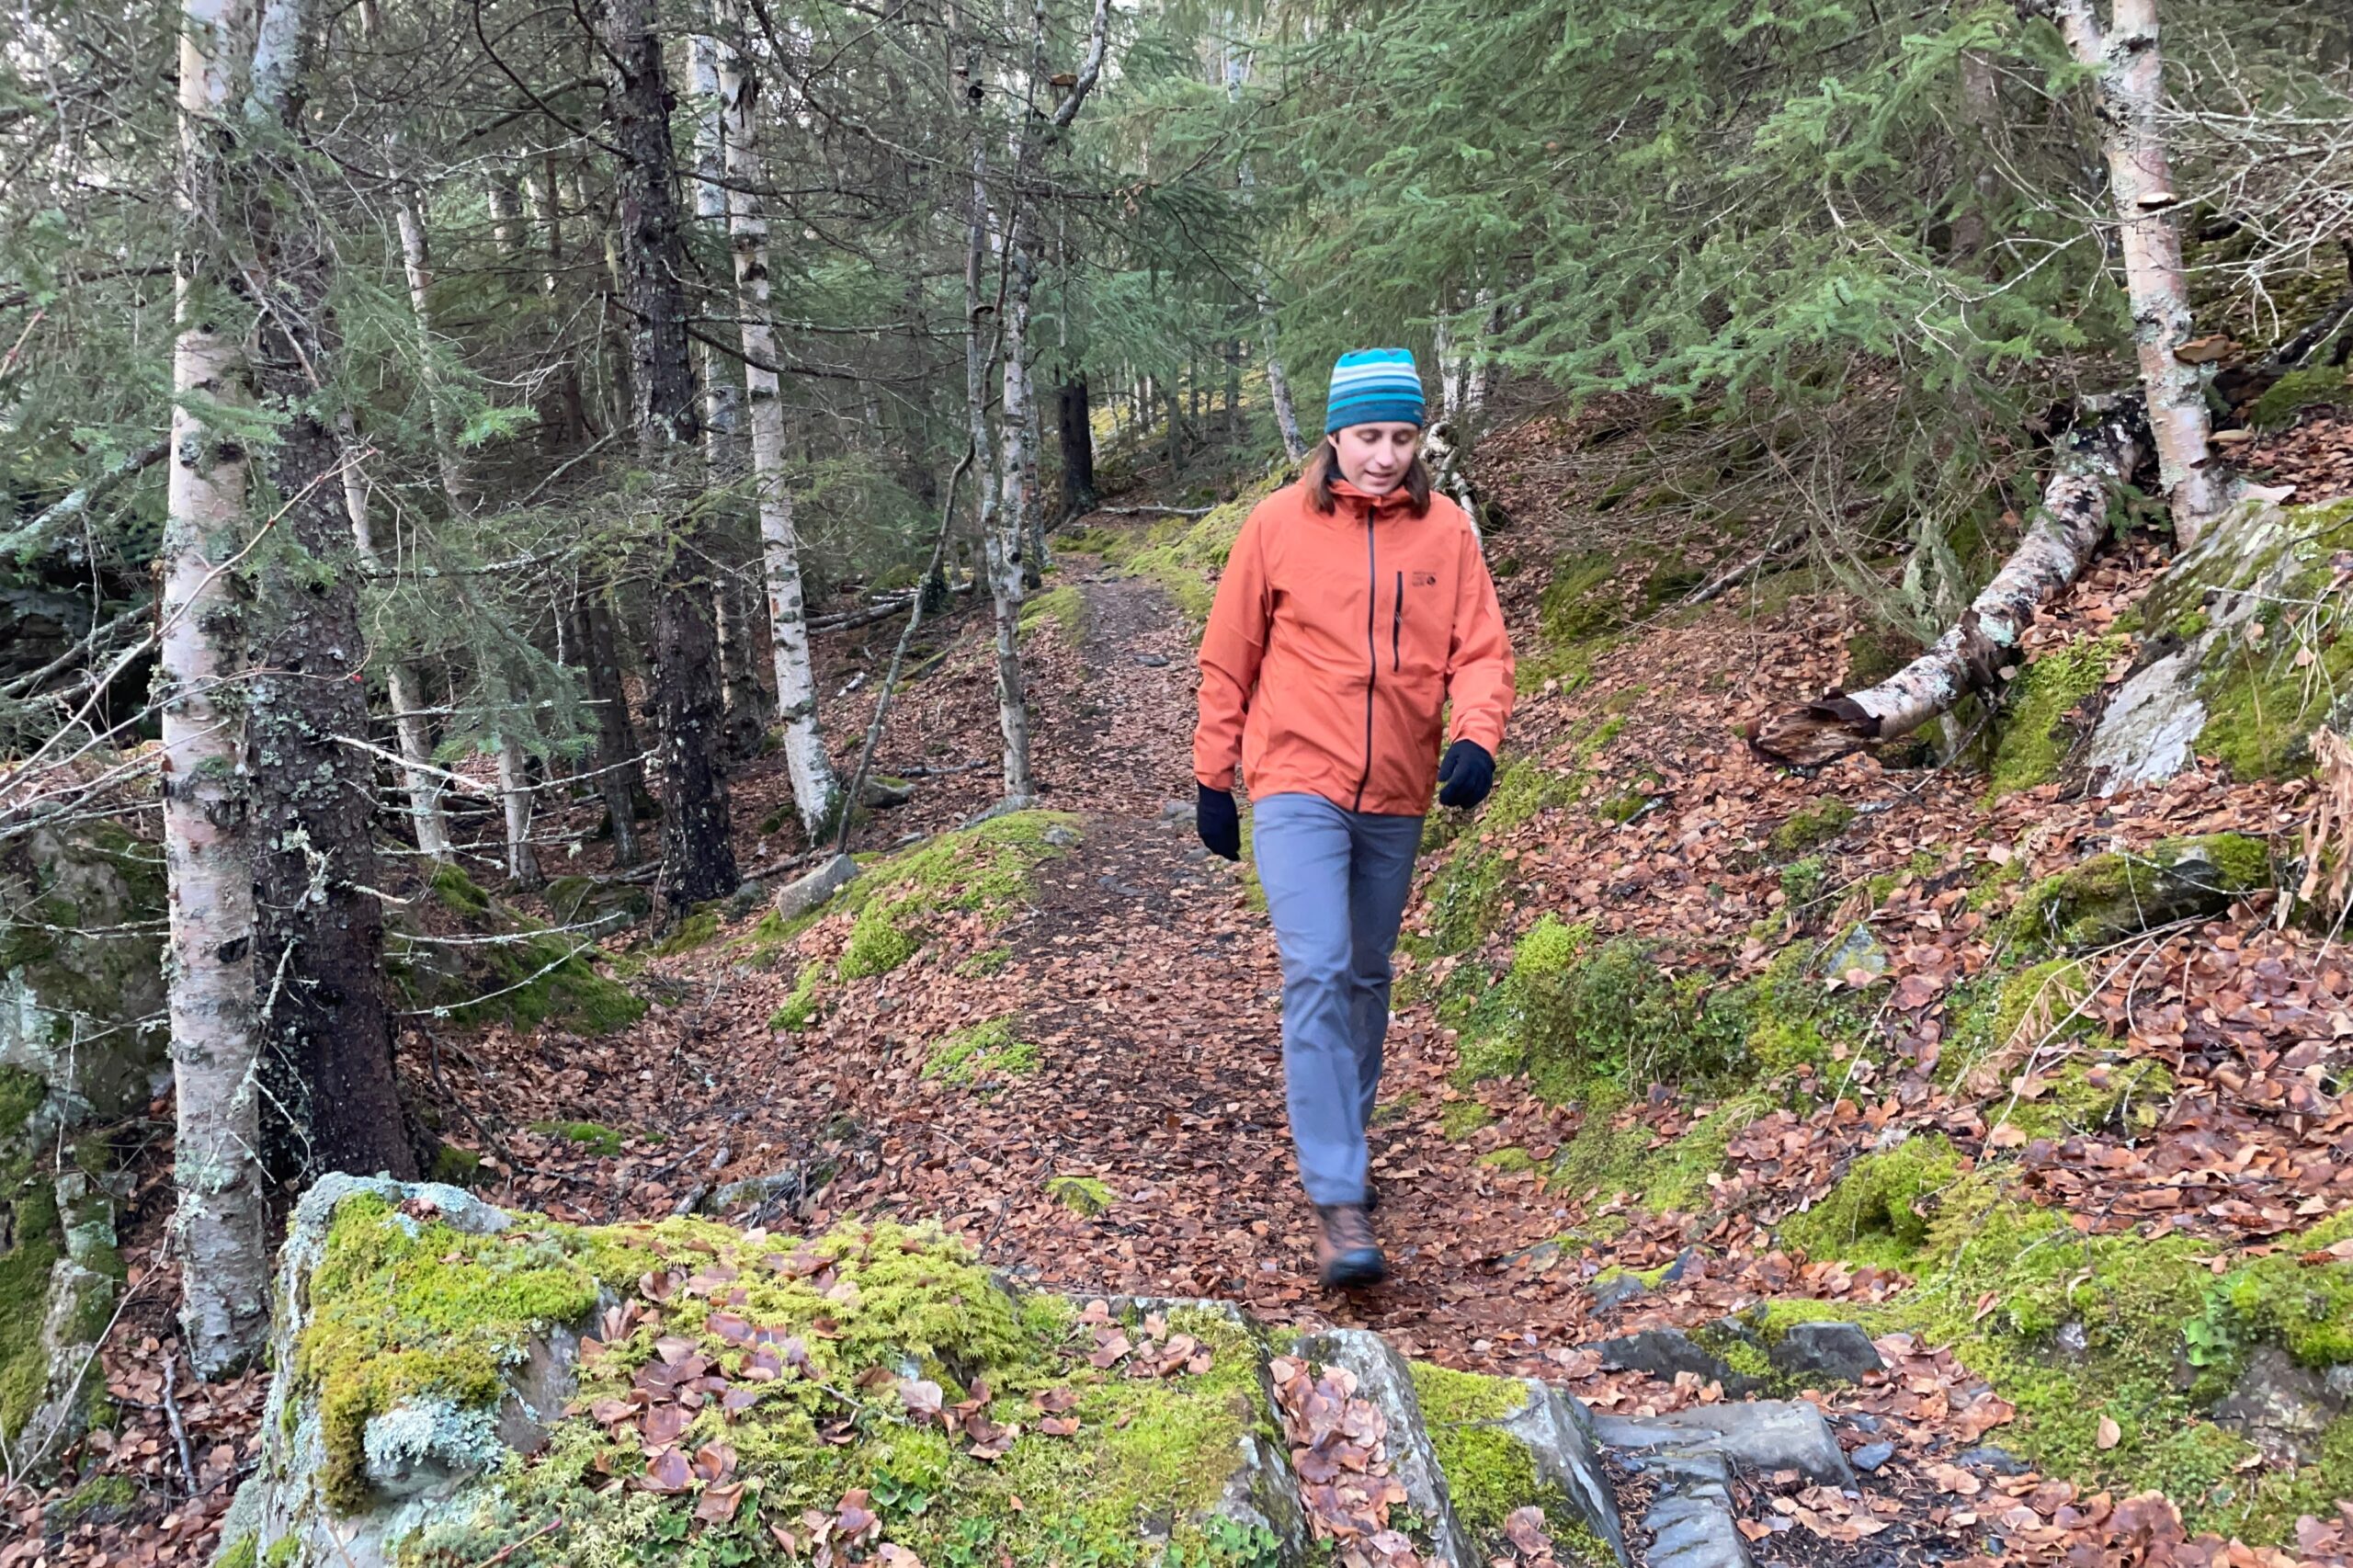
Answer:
[540,876,654,939]
[219,1180,1632,1568]
[392,865,645,1035]
[0,822,161,1469]
[2006,833,2271,955]
[2085,498,2353,790]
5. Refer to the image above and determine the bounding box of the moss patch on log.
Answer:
[1984,635,2126,801]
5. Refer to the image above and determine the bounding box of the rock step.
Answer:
[213,1178,1881,1568]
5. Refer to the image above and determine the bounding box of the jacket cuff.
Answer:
[1195,766,1236,791]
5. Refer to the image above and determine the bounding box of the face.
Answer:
[1330,422,1421,495]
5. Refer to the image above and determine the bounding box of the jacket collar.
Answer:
[1328,477,1419,515]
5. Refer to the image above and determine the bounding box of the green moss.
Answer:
[408,1255,1277,1568]
[2006,834,2272,955]
[1018,585,1087,643]
[770,962,825,1031]
[1045,1175,1116,1217]
[958,945,1012,978]
[648,908,722,958]
[1504,920,1753,1100]
[1409,1364,1609,1563]
[1091,481,1272,623]
[1549,1094,1764,1216]
[1438,1101,1495,1141]
[529,1121,629,1157]
[1538,553,1628,646]
[2195,617,2353,783]
[297,1191,605,1513]
[0,1149,61,1443]
[834,812,1079,980]
[430,861,494,918]
[426,1143,484,1187]
[2246,365,2351,430]
[1985,635,2125,801]
[216,1537,258,1568]
[1779,854,1830,908]
[1479,1146,1536,1175]
[1768,799,1855,858]
[925,1016,1040,1085]
[48,1471,134,1524]
[397,867,645,1036]
[1781,1136,1963,1269]
[1418,759,1579,932]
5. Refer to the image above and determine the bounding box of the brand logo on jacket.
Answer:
[1411,571,1438,587]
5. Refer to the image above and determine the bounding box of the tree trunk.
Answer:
[495,735,540,885]
[718,11,840,837]
[166,0,268,1380]
[991,237,1040,801]
[1951,50,2003,260]
[244,0,415,1186]
[716,572,772,759]
[1746,399,2146,768]
[605,0,737,905]
[1262,306,1306,462]
[2040,0,2230,544]
[1057,376,1097,519]
[576,597,643,864]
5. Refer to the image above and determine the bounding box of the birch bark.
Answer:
[717,8,840,835]
[1748,403,2146,767]
[165,0,268,1379]
[2040,0,2230,543]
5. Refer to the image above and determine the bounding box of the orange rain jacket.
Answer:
[1193,478,1515,817]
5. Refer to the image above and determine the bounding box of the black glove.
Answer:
[1196,783,1241,860]
[1437,740,1495,810]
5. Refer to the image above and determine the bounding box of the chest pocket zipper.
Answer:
[1392,572,1404,672]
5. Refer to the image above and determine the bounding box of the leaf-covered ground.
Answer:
[17,395,2353,1568]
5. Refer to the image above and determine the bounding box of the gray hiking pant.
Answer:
[1251,792,1427,1206]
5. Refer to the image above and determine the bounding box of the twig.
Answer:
[464,1517,565,1568]
[836,446,974,856]
[1092,503,1213,517]
[162,1353,199,1494]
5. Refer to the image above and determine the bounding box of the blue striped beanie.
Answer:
[1324,347,1425,434]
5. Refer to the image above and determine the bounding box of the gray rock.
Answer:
[859,775,915,808]
[1294,1328,1477,1568]
[773,853,860,921]
[1593,1400,1853,1487]
[2052,1319,2090,1360]
[1822,923,1887,982]
[1768,1322,1883,1386]
[961,793,1042,827]
[1850,1440,1895,1473]
[1485,1379,1630,1565]
[1613,1447,1751,1568]
[1160,798,1198,825]
[2215,1346,2340,1466]
[1958,1445,2028,1476]
[1595,1326,1764,1397]
[1591,1272,1650,1313]
[1041,824,1081,847]
[725,878,767,918]
[701,1168,804,1217]
[1658,1247,1708,1285]
[1134,653,1170,667]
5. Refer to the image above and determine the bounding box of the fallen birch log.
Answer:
[1745,397,2147,769]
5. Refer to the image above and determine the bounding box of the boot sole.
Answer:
[1319,1250,1387,1290]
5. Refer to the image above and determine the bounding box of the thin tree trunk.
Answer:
[606,0,737,905]
[2040,0,2230,543]
[246,0,414,1184]
[991,236,1040,800]
[166,0,267,1380]
[1747,400,2146,767]
[1057,376,1097,519]
[495,737,540,885]
[1263,309,1305,461]
[576,598,643,864]
[1951,50,2002,260]
[718,8,839,837]
[1462,290,1495,424]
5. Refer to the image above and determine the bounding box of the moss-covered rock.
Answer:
[925,1016,1040,1085]
[394,865,645,1035]
[1767,798,1854,858]
[1985,635,2127,801]
[827,812,1080,981]
[2006,833,2271,955]
[218,1178,1638,1567]
[1018,584,1087,644]
[540,876,653,939]
[2086,498,2353,790]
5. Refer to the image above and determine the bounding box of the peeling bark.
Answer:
[1747,401,2146,769]
[166,0,269,1380]
[717,7,839,837]
[2036,0,2231,544]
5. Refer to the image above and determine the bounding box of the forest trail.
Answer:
[513,537,1601,1363]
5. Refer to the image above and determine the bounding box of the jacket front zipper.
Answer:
[1355,512,1377,811]
[1392,571,1404,673]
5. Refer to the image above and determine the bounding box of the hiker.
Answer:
[1191,347,1514,1288]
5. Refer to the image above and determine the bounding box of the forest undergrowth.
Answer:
[17,394,2353,1568]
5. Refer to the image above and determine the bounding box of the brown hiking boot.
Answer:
[1314,1204,1386,1289]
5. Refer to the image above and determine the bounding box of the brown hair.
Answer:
[1302,437,1433,517]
